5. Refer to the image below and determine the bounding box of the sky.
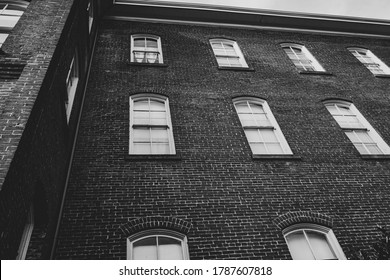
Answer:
[149,0,390,20]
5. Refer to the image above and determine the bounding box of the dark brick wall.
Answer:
[55,20,390,259]
[0,0,97,259]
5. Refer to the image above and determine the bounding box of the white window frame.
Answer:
[233,97,293,155]
[283,223,346,260]
[324,100,390,155]
[127,229,189,260]
[87,0,94,33]
[210,39,248,68]
[281,43,325,72]
[129,94,176,155]
[348,47,390,76]
[130,34,163,64]
[65,50,79,123]
[16,204,34,260]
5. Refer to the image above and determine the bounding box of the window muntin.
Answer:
[283,224,346,260]
[210,39,248,68]
[325,101,390,155]
[130,35,163,64]
[65,50,79,123]
[281,43,325,72]
[127,230,189,260]
[348,47,390,75]
[129,94,175,155]
[233,98,293,155]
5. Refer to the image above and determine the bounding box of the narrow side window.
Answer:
[65,49,79,123]
[233,97,293,155]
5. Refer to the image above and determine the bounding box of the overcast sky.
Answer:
[151,0,390,20]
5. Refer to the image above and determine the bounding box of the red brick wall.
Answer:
[55,20,390,259]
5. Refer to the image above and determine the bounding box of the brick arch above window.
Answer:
[274,211,334,230]
[118,216,192,237]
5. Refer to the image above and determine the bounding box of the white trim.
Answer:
[16,204,34,260]
[127,229,189,260]
[129,93,176,155]
[283,223,346,260]
[104,15,390,40]
[233,97,293,155]
[281,43,325,72]
[130,34,163,63]
[210,38,248,68]
[324,100,390,155]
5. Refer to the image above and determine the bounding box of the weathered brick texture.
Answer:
[55,20,390,259]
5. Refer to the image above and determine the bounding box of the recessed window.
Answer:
[325,100,390,155]
[129,94,176,155]
[65,50,79,123]
[87,0,94,33]
[281,43,325,72]
[127,230,189,260]
[348,47,390,76]
[16,204,34,260]
[210,39,248,68]
[233,97,293,155]
[130,35,163,64]
[283,224,346,260]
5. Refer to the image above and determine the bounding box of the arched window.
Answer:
[129,94,176,155]
[348,47,390,76]
[210,39,248,68]
[281,43,325,72]
[130,34,163,64]
[233,97,293,155]
[127,229,189,260]
[283,224,346,260]
[324,100,390,155]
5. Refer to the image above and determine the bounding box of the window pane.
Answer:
[354,143,368,154]
[227,57,242,67]
[134,38,146,48]
[216,57,229,66]
[345,131,359,143]
[260,129,278,142]
[151,143,170,154]
[149,100,165,111]
[146,39,158,48]
[250,104,265,114]
[133,143,151,154]
[254,114,271,126]
[250,143,267,154]
[133,100,149,110]
[133,128,150,142]
[158,237,183,260]
[150,112,167,125]
[151,128,169,142]
[235,103,250,113]
[355,131,374,143]
[365,144,382,154]
[239,114,257,126]
[244,129,260,142]
[133,237,157,260]
[306,231,337,260]
[286,232,315,260]
[133,111,150,124]
[265,143,283,154]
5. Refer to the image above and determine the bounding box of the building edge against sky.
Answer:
[0,0,389,259]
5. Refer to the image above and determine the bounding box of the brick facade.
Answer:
[54,19,390,259]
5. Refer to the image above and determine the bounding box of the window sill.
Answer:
[252,154,302,160]
[374,74,390,78]
[125,154,181,161]
[298,71,333,76]
[128,62,168,67]
[217,66,255,72]
[360,154,390,160]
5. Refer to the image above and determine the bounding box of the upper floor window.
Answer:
[130,34,163,64]
[281,43,325,72]
[283,224,346,260]
[0,1,30,48]
[129,94,176,155]
[65,50,79,123]
[127,229,189,260]
[324,100,390,155]
[210,39,248,68]
[233,97,293,155]
[348,47,390,76]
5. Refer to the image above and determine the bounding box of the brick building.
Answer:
[1,0,390,260]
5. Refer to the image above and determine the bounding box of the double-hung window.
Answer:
[130,34,163,64]
[348,47,390,76]
[127,230,189,260]
[65,50,79,122]
[129,94,175,155]
[210,39,248,68]
[233,97,293,155]
[325,100,390,155]
[281,43,325,72]
[283,224,346,260]
[0,1,30,47]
